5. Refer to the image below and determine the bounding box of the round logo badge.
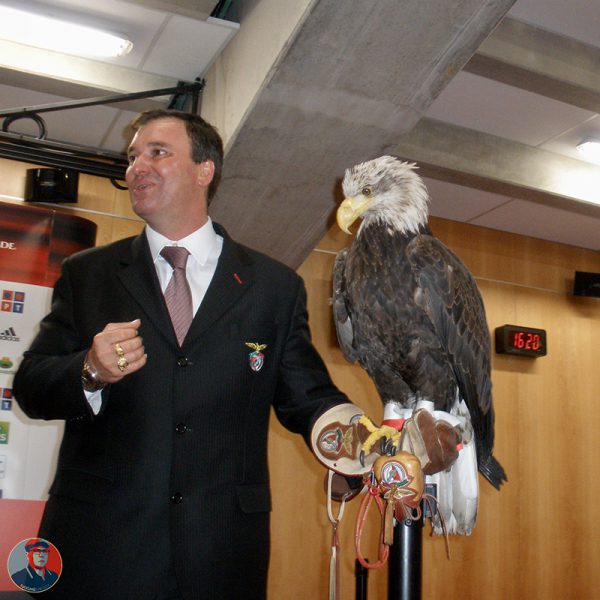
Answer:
[7,538,62,593]
[380,460,410,488]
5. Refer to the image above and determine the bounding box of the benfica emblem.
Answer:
[245,342,267,372]
[373,452,424,508]
[317,416,363,460]
[380,461,410,488]
[319,426,347,456]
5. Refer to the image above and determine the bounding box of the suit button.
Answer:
[175,423,187,434]
[170,492,183,504]
[177,356,189,367]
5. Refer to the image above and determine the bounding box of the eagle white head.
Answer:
[338,155,430,236]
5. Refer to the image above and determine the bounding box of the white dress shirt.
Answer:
[145,218,223,315]
[86,219,223,414]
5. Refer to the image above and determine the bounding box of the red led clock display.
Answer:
[494,325,547,357]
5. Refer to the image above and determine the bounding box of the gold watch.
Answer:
[81,357,106,392]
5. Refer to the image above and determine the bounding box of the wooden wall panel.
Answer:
[268,218,600,600]
[0,158,33,198]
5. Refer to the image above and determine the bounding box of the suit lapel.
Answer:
[116,232,176,345]
[184,224,254,342]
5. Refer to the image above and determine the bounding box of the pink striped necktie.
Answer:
[160,246,193,345]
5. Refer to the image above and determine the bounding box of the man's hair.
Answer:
[130,109,224,201]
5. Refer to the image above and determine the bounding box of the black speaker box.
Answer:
[25,168,79,203]
[573,271,600,298]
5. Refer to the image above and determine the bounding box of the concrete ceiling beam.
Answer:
[392,117,600,215]
[208,0,517,269]
[465,17,600,113]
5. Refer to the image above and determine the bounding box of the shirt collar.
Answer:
[146,218,219,267]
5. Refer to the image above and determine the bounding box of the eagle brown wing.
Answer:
[332,247,359,362]
[406,234,504,485]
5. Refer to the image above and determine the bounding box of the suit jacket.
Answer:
[14,223,347,600]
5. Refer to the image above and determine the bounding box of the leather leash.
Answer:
[326,469,347,600]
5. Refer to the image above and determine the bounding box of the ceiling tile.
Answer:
[0,83,118,148]
[470,198,600,250]
[540,114,600,164]
[509,0,600,49]
[17,0,170,69]
[426,72,594,146]
[141,16,238,80]
[423,177,510,222]
[101,109,141,153]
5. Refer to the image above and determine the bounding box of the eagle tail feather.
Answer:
[478,454,507,490]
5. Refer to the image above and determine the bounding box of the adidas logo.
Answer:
[0,327,19,342]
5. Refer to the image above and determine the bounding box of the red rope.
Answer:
[354,484,390,569]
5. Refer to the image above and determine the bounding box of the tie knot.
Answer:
[160,246,190,270]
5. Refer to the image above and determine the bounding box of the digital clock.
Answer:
[494,324,547,358]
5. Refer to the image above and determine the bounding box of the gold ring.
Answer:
[115,343,125,358]
[117,356,128,372]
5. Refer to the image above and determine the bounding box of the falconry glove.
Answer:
[311,404,386,477]
[401,408,461,475]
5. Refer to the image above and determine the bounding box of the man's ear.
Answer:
[197,160,215,187]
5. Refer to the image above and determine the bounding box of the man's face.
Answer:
[125,118,213,235]
[27,547,49,569]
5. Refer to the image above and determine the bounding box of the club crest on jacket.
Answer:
[245,342,267,372]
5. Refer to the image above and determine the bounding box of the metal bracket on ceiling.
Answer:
[0,78,205,188]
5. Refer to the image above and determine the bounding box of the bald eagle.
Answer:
[333,156,506,501]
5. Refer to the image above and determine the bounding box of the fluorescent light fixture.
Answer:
[0,5,133,58]
[576,139,600,164]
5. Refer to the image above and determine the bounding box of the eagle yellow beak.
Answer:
[336,196,374,234]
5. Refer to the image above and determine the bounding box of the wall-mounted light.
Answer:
[576,139,600,164]
[0,4,133,58]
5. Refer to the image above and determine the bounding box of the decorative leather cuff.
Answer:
[310,403,376,476]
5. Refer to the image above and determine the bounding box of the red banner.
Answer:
[0,201,96,593]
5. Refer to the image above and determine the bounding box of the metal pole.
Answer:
[355,559,368,600]
[0,81,205,117]
[387,517,423,600]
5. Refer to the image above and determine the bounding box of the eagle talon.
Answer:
[358,415,401,456]
[382,438,396,456]
[379,437,389,455]
[359,450,366,467]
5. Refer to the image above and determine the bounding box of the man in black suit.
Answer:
[14,109,349,599]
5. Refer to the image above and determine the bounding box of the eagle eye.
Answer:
[362,186,372,197]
